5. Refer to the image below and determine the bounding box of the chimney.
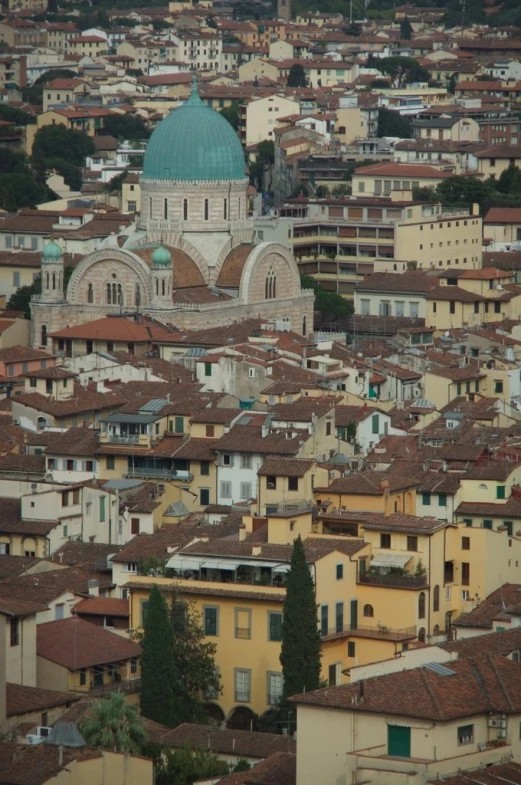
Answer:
[87,578,99,597]
[251,545,262,556]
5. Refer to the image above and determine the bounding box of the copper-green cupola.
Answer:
[142,77,246,182]
[151,245,172,267]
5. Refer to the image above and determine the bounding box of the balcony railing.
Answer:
[264,499,315,516]
[101,434,143,445]
[235,627,251,639]
[321,623,417,640]
[358,573,428,588]
[126,467,193,481]
[235,691,250,703]
[89,677,141,696]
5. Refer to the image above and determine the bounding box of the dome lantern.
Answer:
[42,241,63,261]
[151,244,172,267]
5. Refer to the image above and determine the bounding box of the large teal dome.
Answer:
[142,78,246,182]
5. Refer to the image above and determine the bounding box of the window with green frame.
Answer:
[463,518,472,527]
[141,599,149,628]
[456,383,462,395]
[174,416,184,434]
[504,521,513,536]
[482,520,493,530]
[495,381,504,394]
[204,363,212,377]
[438,493,447,507]
[497,485,506,500]
[422,492,431,506]
[371,413,379,434]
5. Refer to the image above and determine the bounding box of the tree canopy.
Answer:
[301,275,354,324]
[140,585,178,727]
[400,16,413,39]
[219,103,240,131]
[31,125,95,168]
[80,694,146,753]
[287,63,307,87]
[377,107,413,138]
[279,536,322,730]
[101,113,150,140]
[374,56,430,88]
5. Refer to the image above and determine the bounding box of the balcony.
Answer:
[321,623,416,642]
[126,467,193,481]
[358,573,428,588]
[89,677,141,696]
[264,499,315,517]
[100,433,150,447]
[235,627,251,639]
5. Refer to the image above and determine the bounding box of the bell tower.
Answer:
[150,245,173,309]
[40,241,65,304]
[277,0,291,22]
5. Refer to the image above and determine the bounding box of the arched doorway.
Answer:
[202,702,226,727]
[227,706,258,731]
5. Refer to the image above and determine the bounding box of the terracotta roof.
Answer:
[126,580,286,603]
[291,654,521,720]
[48,317,174,343]
[202,751,295,785]
[37,617,141,669]
[258,456,313,477]
[44,427,99,457]
[189,407,242,424]
[320,509,451,535]
[14,384,126,418]
[111,521,228,564]
[216,244,254,288]
[356,271,437,294]
[0,555,40,578]
[0,744,102,785]
[452,583,521,629]
[74,597,129,618]
[152,723,296,758]
[0,497,56,536]
[212,426,303,455]
[0,566,114,604]
[455,496,521,517]
[179,536,367,564]
[353,162,454,178]
[465,461,515,481]
[441,625,521,657]
[273,398,338,422]
[0,345,53,363]
[334,405,382,427]
[6,683,79,717]
[172,437,217,462]
[321,471,418,495]
[133,246,205,289]
[22,367,76,380]
[51,542,123,572]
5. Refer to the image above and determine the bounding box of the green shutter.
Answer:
[497,485,506,500]
[99,496,106,522]
[388,725,411,758]
[372,414,379,434]
[269,612,282,641]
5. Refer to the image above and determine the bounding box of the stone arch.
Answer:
[0,535,12,554]
[67,249,152,306]
[23,537,37,555]
[239,243,301,305]
[202,702,226,727]
[227,706,258,731]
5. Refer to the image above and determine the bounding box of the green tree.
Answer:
[315,185,329,198]
[140,585,178,727]
[156,746,228,785]
[249,140,275,191]
[300,274,353,323]
[219,102,240,131]
[377,107,413,138]
[435,175,492,209]
[279,536,322,728]
[79,693,146,753]
[101,114,150,140]
[168,596,219,725]
[206,14,217,28]
[344,21,361,35]
[45,157,82,191]
[0,104,35,125]
[496,163,521,195]
[8,278,41,318]
[447,73,457,94]
[0,148,30,174]
[375,56,430,88]
[287,63,307,87]
[31,125,95,168]
[0,172,47,211]
[443,0,485,27]
[400,16,413,39]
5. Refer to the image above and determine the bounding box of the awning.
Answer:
[272,564,291,574]
[201,559,242,571]
[371,553,412,568]
[166,556,203,571]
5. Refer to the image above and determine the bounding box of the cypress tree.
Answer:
[140,585,177,726]
[279,536,322,720]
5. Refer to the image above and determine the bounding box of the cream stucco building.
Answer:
[30,79,313,347]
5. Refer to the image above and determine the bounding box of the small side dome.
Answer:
[152,245,172,267]
[42,241,63,261]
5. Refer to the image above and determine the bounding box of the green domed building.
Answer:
[31,78,313,347]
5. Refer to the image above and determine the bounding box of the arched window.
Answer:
[302,316,306,335]
[224,198,227,220]
[164,198,168,220]
[204,199,209,221]
[338,125,345,135]
[183,199,188,220]
[117,283,123,305]
[238,198,241,218]
[155,278,159,296]
[265,268,276,300]
[149,197,152,217]
[41,325,47,347]
[136,283,141,308]
[106,283,112,304]
[433,624,440,636]
[363,604,374,618]
[45,272,49,289]
[87,283,93,304]
[161,278,166,296]
[418,627,426,643]
[52,272,56,290]
[433,585,440,612]
[418,592,426,619]
[37,416,47,431]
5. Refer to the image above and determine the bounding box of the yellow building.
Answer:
[476,145,521,179]
[122,174,140,214]
[352,162,460,198]
[293,654,521,785]
[68,35,108,57]
[36,617,141,694]
[314,473,418,516]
